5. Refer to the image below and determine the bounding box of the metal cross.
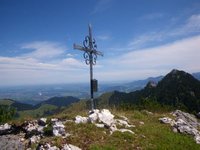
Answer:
[73,24,103,110]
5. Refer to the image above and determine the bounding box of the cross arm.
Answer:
[73,44,88,52]
[93,50,103,56]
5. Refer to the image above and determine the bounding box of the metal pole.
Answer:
[90,53,94,110]
[89,25,94,110]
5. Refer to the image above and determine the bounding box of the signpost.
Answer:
[73,24,103,110]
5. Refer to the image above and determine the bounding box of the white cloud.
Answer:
[0,41,89,86]
[21,41,66,60]
[128,32,164,49]
[128,14,200,49]
[97,35,200,81]
[171,14,200,36]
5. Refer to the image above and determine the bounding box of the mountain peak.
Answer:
[171,69,179,74]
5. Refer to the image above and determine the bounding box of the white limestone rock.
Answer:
[38,118,47,126]
[62,144,82,150]
[95,123,105,128]
[195,135,200,144]
[139,121,144,125]
[51,118,58,122]
[24,120,39,132]
[53,121,66,137]
[0,123,11,130]
[117,128,135,134]
[88,109,99,123]
[30,135,41,144]
[119,116,129,122]
[75,116,88,124]
[98,109,114,126]
[160,110,200,144]
[159,117,175,126]
[114,119,135,128]
[38,143,60,150]
[173,110,200,128]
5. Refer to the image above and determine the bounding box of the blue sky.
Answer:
[0,0,200,86]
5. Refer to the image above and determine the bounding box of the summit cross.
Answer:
[73,24,103,110]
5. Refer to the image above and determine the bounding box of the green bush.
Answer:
[0,105,16,123]
[43,124,53,136]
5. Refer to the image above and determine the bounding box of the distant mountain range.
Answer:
[1,69,200,116]
[192,72,200,81]
[0,71,199,105]
[96,69,200,113]
[100,72,200,93]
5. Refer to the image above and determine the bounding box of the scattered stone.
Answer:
[115,119,135,128]
[38,143,60,150]
[110,124,118,133]
[139,121,144,125]
[195,135,200,144]
[53,121,66,137]
[159,110,200,144]
[0,123,12,135]
[62,144,82,150]
[75,116,88,124]
[117,128,135,134]
[172,127,178,133]
[95,123,105,128]
[159,117,174,126]
[88,109,99,123]
[0,123,11,130]
[38,118,47,126]
[30,135,41,144]
[51,118,59,122]
[98,109,115,126]
[120,116,129,122]
[23,120,39,132]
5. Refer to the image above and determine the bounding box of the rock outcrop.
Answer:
[75,109,135,134]
[0,109,134,149]
[159,110,200,144]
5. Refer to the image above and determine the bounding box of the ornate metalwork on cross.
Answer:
[73,24,103,110]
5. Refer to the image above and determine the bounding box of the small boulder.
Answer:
[95,123,105,128]
[88,109,99,123]
[98,109,114,126]
[30,135,41,144]
[117,128,135,134]
[115,119,135,128]
[75,116,88,124]
[0,123,12,135]
[38,118,47,126]
[53,121,66,137]
[195,135,200,144]
[159,117,174,126]
[62,144,82,150]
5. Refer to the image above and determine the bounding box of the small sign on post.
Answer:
[73,24,103,110]
[92,79,98,92]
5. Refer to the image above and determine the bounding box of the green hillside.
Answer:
[18,104,58,118]
[0,99,14,105]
